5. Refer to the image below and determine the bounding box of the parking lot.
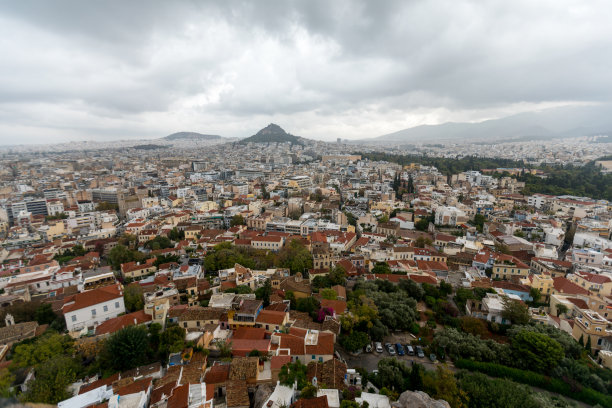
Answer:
[337,332,452,373]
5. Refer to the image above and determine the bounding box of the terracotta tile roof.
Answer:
[229,357,259,380]
[231,339,271,356]
[553,277,590,296]
[226,380,250,408]
[256,310,287,325]
[204,362,230,384]
[178,307,226,322]
[62,283,123,313]
[307,359,347,390]
[320,299,347,315]
[95,310,152,336]
[167,383,189,408]
[575,271,612,284]
[265,302,289,312]
[271,355,292,370]
[233,327,267,340]
[566,297,589,309]
[409,274,438,285]
[150,382,175,406]
[292,395,329,408]
[113,377,152,396]
[79,373,120,394]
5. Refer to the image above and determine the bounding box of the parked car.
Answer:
[365,343,373,353]
[375,342,384,353]
[416,346,425,358]
[406,345,415,356]
[387,344,396,355]
[429,354,437,362]
[395,343,405,356]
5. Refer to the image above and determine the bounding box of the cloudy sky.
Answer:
[0,0,611,144]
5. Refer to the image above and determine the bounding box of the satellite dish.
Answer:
[312,376,317,387]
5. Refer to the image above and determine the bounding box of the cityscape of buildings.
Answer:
[0,129,610,407]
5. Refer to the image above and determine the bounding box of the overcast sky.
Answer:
[0,1,611,144]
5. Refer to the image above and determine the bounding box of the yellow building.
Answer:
[45,220,66,240]
[572,310,611,352]
[521,273,554,300]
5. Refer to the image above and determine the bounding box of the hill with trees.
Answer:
[239,123,304,145]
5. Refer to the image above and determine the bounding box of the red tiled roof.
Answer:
[62,283,123,313]
[95,310,152,336]
[114,377,152,396]
[409,274,438,285]
[320,299,347,315]
[256,310,286,325]
[553,277,590,296]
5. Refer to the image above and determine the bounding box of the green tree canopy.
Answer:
[510,330,564,372]
[103,326,150,371]
[124,284,144,312]
[501,297,530,325]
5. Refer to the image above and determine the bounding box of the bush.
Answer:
[455,359,612,407]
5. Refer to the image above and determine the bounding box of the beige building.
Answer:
[572,310,612,352]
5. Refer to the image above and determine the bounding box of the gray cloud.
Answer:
[0,0,611,144]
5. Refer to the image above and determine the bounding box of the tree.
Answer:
[261,184,270,199]
[501,297,530,325]
[320,288,338,300]
[585,335,592,353]
[415,236,433,248]
[371,262,391,275]
[278,240,313,274]
[145,235,172,250]
[473,214,486,233]
[458,372,540,408]
[0,368,15,398]
[255,279,272,307]
[279,360,308,389]
[301,385,317,399]
[124,284,144,312]
[511,330,564,372]
[159,325,186,356]
[529,287,541,303]
[296,297,320,317]
[230,214,245,227]
[415,218,429,231]
[24,355,81,404]
[341,331,369,353]
[328,265,346,286]
[11,333,74,369]
[104,326,150,371]
[96,201,118,211]
[409,364,423,391]
[217,340,232,358]
[556,303,569,317]
[578,333,584,347]
[108,244,133,270]
[460,316,488,337]
[34,303,57,325]
[422,366,467,408]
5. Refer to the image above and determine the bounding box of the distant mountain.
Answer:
[162,132,222,141]
[357,104,612,144]
[239,123,304,145]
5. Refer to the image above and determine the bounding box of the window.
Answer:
[596,327,602,332]
[184,322,188,328]
[103,305,108,312]
[115,302,120,309]
[71,315,77,322]
[312,355,316,360]
[91,309,97,317]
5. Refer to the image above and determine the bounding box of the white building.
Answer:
[62,283,126,332]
